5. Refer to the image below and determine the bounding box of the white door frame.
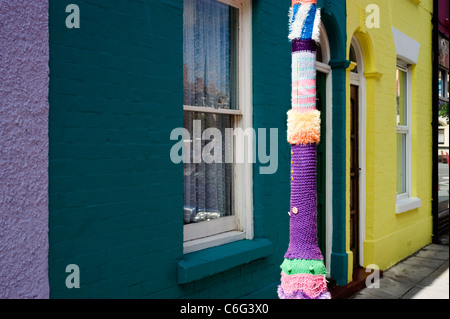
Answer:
[349,36,366,267]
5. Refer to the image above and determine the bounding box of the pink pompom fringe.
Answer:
[280,272,329,299]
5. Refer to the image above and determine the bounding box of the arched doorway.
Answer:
[349,36,366,268]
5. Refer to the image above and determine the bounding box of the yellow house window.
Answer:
[396,65,409,195]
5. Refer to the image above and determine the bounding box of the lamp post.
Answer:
[278,0,331,299]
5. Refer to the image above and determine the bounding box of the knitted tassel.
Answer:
[312,8,321,43]
[279,0,331,300]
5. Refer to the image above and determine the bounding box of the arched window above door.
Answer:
[349,44,358,74]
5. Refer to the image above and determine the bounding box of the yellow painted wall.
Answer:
[346,0,434,281]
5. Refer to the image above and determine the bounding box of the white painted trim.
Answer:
[317,24,333,272]
[183,231,246,254]
[182,0,253,254]
[392,27,421,65]
[237,0,253,241]
[184,216,237,242]
[183,105,242,116]
[217,0,245,8]
[350,37,366,267]
[317,62,331,74]
[396,197,421,214]
[350,72,360,85]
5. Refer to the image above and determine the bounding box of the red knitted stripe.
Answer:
[292,0,316,5]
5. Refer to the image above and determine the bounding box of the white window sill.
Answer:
[183,230,246,254]
[396,197,421,214]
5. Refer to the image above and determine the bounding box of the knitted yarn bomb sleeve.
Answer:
[278,0,330,300]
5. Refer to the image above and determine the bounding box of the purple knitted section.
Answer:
[285,143,323,260]
[277,285,331,299]
[292,39,317,53]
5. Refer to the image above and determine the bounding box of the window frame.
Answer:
[439,68,449,100]
[396,62,411,200]
[182,0,253,254]
[395,61,421,213]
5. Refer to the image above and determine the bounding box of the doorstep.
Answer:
[328,266,384,299]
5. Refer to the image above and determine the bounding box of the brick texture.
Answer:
[49,0,292,298]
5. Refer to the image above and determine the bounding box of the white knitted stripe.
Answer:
[312,8,321,43]
[288,4,312,41]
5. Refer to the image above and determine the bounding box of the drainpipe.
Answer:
[432,0,440,244]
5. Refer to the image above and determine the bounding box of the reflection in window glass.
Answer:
[439,129,445,144]
[397,133,407,195]
[448,72,449,99]
[183,0,239,110]
[349,44,358,74]
[183,112,233,225]
[397,68,407,126]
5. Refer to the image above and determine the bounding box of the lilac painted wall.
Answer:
[0,0,49,298]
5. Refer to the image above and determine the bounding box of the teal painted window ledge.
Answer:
[177,238,273,284]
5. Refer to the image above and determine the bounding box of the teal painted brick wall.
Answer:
[49,0,184,298]
[319,0,348,285]
[49,0,292,299]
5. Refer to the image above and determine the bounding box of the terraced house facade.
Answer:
[0,0,441,298]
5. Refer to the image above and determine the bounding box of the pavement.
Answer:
[349,238,449,299]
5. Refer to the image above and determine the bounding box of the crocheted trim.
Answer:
[292,0,316,5]
[288,4,310,41]
[280,258,327,276]
[292,39,317,52]
[287,109,321,145]
[278,285,331,299]
[289,5,321,42]
[280,272,329,299]
[312,7,321,43]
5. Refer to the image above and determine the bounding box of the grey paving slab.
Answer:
[423,244,449,252]
[414,247,449,261]
[402,255,446,269]
[350,289,397,299]
[348,244,449,299]
[418,261,449,287]
[382,260,440,286]
[373,276,416,298]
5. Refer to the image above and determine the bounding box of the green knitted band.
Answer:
[280,258,328,276]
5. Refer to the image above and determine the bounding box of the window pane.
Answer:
[397,68,407,126]
[397,133,407,194]
[349,44,358,74]
[183,0,239,110]
[183,112,233,225]
[444,72,450,99]
[316,42,323,62]
[439,129,445,144]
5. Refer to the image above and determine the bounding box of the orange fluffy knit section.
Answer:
[287,109,321,145]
